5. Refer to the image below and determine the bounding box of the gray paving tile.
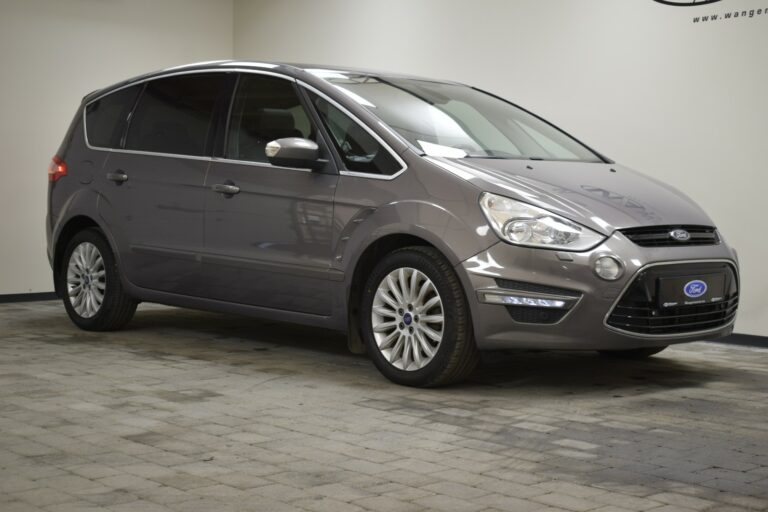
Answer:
[0,301,767,511]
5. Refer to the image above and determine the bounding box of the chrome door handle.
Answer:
[106,171,128,183]
[212,183,240,195]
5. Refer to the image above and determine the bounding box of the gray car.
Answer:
[47,61,739,386]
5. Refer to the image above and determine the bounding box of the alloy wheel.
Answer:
[66,242,106,318]
[371,267,444,371]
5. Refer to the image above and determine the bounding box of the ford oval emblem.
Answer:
[670,229,691,242]
[684,280,708,298]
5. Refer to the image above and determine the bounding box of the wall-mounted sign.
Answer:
[653,0,767,24]
[653,0,723,5]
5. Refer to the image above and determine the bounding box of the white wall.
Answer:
[2,0,765,336]
[0,0,233,294]
[234,0,768,336]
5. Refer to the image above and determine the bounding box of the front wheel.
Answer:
[361,246,479,387]
[59,228,137,331]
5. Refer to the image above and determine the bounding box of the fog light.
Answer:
[594,255,623,281]
[483,293,567,308]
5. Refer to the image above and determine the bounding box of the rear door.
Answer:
[96,72,231,295]
[201,73,338,315]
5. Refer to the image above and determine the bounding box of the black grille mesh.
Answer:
[506,306,569,324]
[607,262,738,335]
[620,225,719,247]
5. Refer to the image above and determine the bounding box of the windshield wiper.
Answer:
[465,150,525,159]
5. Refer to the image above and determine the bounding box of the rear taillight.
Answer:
[48,156,67,182]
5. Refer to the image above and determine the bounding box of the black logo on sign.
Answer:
[653,0,722,5]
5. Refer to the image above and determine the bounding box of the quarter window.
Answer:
[85,85,141,148]
[125,74,227,156]
[226,75,314,163]
[310,93,401,175]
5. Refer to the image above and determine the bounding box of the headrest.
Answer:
[255,109,295,132]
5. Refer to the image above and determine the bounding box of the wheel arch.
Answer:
[52,215,109,297]
[345,232,457,354]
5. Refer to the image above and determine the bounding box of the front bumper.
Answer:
[458,231,738,351]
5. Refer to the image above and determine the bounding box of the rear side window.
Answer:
[310,93,402,175]
[85,85,141,148]
[226,75,314,163]
[125,74,227,156]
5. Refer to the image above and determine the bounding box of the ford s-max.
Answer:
[47,61,739,386]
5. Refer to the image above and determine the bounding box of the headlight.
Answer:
[479,192,605,251]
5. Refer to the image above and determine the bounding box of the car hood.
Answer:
[429,157,714,236]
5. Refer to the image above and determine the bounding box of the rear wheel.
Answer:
[598,346,668,359]
[361,246,479,387]
[59,228,137,331]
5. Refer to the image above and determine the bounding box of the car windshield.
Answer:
[309,70,602,163]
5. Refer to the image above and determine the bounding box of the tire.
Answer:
[59,228,137,331]
[361,246,479,387]
[598,346,668,359]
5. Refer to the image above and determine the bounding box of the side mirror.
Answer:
[265,138,324,170]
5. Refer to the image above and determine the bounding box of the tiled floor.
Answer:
[1,300,767,511]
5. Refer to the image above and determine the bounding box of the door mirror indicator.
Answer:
[265,137,324,170]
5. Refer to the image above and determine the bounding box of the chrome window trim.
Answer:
[603,258,739,339]
[79,148,323,174]
[211,156,314,173]
[83,69,409,178]
[297,80,408,181]
[82,68,296,154]
[337,169,406,181]
[86,146,213,162]
[85,68,293,108]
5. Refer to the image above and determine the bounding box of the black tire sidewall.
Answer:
[361,248,468,387]
[59,229,124,330]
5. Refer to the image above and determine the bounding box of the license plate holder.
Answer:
[658,273,726,308]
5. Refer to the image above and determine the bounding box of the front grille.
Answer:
[607,262,738,335]
[620,225,719,247]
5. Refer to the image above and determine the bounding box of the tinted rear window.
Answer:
[85,85,141,148]
[125,74,227,156]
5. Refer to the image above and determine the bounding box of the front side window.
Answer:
[125,74,227,156]
[85,85,141,148]
[309,72,602,163]
[310,93,402,175]
[226,75,314,163]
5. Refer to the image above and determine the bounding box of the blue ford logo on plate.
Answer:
[684,280,707,298]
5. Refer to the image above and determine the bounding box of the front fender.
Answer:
[339,198,496,284]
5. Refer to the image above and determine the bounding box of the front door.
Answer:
[201,73,338,315]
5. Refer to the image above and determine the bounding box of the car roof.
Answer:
[167,60,463,83]
[83,60,466,103]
